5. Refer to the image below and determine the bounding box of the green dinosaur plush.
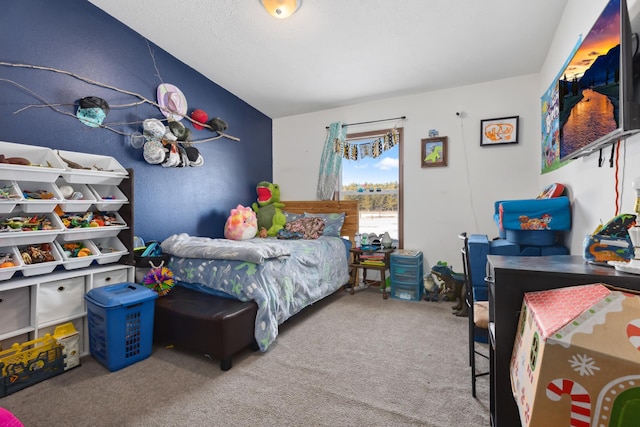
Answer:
[251,181,286,237]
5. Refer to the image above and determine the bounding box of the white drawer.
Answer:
[37,277,85,324]
[92,268,130,289]
[0,287,31,335]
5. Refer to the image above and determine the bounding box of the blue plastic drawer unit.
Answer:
[390,250,423,301]
[85,282,158,372]
[390,264,421,283]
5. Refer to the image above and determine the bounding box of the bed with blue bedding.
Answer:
[158,200,359,354]
[161,234,350,350]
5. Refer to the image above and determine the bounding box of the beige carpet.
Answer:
[1,288,491,426]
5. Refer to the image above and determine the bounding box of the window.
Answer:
[338,128,403,248]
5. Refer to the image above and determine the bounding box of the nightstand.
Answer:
[349,247,395,299]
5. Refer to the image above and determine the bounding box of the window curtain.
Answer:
[316,121,347,200]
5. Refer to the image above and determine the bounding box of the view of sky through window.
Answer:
[341,145,399,186]
[341,142,399,241]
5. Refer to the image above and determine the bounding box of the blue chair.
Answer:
[493,196,571,246]
[459,232,489,398]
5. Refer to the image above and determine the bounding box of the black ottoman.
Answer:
[153,285,259,371]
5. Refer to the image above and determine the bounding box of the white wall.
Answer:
[273,74,542,270]
[541,0,640,255]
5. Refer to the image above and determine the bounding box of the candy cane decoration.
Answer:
[546,378,591,427]
[626,319,640,350]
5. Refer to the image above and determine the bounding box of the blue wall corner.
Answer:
[0,0,272,242]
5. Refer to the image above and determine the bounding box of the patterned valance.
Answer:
[333,128,400,160]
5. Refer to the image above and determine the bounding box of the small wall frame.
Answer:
[480,116,519,146]
[421,136,448,168]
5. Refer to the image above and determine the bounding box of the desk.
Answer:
[349,247,394,299]
[487,255,640,427]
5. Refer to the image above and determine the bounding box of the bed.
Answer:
[157,200,359,365]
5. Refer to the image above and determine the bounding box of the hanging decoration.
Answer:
[333,128,400,160]
[0,60,241,144]
[317,121,347,200]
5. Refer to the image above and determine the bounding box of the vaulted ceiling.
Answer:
[89,0,569,118]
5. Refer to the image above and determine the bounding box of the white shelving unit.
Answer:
[0,264,134,356]
[0,142,134,356]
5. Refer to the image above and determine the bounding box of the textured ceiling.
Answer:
[88,0,569,119]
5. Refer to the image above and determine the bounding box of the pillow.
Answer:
[304,212,345,237]
[285,217,325,239]
[283,210,304,223]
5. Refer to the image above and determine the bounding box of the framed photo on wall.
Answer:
[480,116,519,146]
[421,136,448,168]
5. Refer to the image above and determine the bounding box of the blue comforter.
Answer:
[161,235,350,351]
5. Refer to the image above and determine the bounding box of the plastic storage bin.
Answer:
[0,141,66,183]
[56,149,128,185]
[0,333,65,397]
[390,284,421,301]
[85,282,157,371]
[0,245,24,281]
[58,210,127,241]
[17,180,64,213]
[55,238,100,270]
[390,250,424,302]
[0,210,64,246]
[18,242,62,276]
[92,236,128,264]
[88,184,128,211]
[390,264,422,283]
[0,180,23,214]
[55,178,97,213]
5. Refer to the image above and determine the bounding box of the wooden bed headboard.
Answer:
[280,200,359,244]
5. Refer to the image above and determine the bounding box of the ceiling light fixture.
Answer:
[261,0,300,19]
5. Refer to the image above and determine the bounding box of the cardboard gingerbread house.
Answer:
[510,283,640,427]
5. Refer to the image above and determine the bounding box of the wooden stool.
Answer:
[153,285,259,371]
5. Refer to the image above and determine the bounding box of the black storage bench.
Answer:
[153,285,259,371]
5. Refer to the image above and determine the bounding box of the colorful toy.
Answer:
[141,261,175,296]
[583,213,637,264]
[224,204,258,240]
[423,275,441,302]
[251,181,286,237]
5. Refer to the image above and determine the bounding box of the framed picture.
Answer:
[421,136,448,168]
[480,116,519,146]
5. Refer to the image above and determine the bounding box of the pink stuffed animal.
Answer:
[224,204,258,240]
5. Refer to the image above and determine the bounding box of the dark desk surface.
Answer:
[487,255,640,427]
[487,254,640,278]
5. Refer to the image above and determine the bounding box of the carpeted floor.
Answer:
[0,288,491,426]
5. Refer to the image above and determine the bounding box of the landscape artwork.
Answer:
[558,0,621,160]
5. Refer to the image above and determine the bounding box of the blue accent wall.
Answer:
[0,0,272,243]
